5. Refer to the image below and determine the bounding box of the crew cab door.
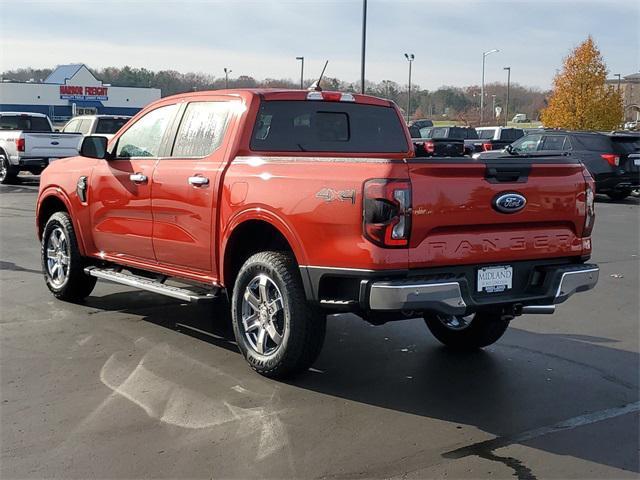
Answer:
[151,99,236,277]
[89,103,179,261]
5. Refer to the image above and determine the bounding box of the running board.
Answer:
[84,266,219,303]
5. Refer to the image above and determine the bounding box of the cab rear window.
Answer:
[0,115,51,132]
[250,100,408,153]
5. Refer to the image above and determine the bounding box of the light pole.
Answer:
[360,0,367,94]
[224,68,232,89]
[614,73,621,93]
[503,66,511,126]
[491,94,496,120]
[296,57,305,89]
[481,49,499,125]
[404,53,414,122]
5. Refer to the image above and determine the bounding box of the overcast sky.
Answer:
[1,0,638,90]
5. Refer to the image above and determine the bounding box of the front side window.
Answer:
[172,102,232,157]
[512,134,542,153]
[115,104,178,158]
[77,119,92,135]
[62,119,79,133]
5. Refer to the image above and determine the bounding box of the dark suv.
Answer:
[477,130,640,200]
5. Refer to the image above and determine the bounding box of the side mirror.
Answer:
[80,136,108,159]
[504,144,513,154]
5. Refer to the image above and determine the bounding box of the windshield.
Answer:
[95,118,130,134]
[250,100,409,153]
[0,115,52,132]
[477,129,496,139]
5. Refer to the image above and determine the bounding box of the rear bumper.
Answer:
[301,260,599,315]
[595,172,640,192]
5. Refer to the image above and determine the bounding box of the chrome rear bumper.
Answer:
[368,265,599,314]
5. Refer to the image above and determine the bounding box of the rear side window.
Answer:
[611,136,640,155]
[540,135,569,151]
[572,134,612,152]
[477,129,496,139]
[0,115,51,132]
[171,102,231,157]
[96,118,130,134]
[250,101,408,153]
[501,128,524,141]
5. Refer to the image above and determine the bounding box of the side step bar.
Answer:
[84,267,219,303]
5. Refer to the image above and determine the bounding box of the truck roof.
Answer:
[157,88,394,107]
[0,112,49,118]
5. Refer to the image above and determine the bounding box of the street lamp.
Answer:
[404,53,415,122]
[614,73,621,93]
[503,66,511,126]
[481,49,499,125]
[224,67,232,89]
[360,0,367,94]
[296,57,304,89]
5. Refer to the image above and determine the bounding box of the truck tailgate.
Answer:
[408,158,588,268]
[24,133,82,159]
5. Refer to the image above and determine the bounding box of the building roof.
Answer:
[44,64,85,85]
[624,73,640,81]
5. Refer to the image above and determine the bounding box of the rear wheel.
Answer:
[41,212,97,301]
[0,153,18,184]
[607,189,631,201]
[231,251,326,378]
[424,311,510,350]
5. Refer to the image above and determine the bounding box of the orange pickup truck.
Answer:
[36,89,599,378]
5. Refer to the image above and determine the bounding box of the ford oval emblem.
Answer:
[51,141,59,145]
[493,192,526,213]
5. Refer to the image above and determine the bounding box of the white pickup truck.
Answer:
[61,115,131,140]
[0,112,82,184]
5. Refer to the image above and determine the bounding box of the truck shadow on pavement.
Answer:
[83,292,639,477]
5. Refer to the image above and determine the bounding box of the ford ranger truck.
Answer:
[35,89,599,378]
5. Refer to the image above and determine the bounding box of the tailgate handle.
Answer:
[485,164,530,183]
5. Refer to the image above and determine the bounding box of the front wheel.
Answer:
[424,311,510,350]
[231,251,326,379]
[41,212,97,301]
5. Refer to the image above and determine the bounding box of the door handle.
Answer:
[129,173,148,183]
[188,176,209,186]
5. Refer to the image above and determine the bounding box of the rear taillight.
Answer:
[482,142,492,151]
[582,169,595,237]
[601,154,620,167]
[363,179,412,248]
[15,138,25,152]
[424,141,435,154]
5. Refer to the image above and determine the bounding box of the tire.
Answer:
[41,211,97,301]
[0,153,18,185]
[607,189,631,201]
[424,311,509,350]
[231,251,326,379]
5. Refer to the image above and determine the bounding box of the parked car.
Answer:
[475,130,640,200]
[408,118,433,130]
[409,125,467,156]
[36,88,599,378]
[61,115,131,140]
[472,127,525,154]
[0,112,82,184]
[512,113,529,123]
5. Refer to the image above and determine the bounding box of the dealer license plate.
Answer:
[477,266,513,293]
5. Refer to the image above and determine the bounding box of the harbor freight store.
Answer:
[0,64,161,122]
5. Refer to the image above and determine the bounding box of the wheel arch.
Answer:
[37,189,88,256]
[221,211,308,292]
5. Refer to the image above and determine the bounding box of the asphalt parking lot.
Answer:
[1,177,638,479]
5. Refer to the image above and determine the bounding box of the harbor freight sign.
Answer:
[59,85,109,101]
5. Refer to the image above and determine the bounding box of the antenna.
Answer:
[307,60,329,91]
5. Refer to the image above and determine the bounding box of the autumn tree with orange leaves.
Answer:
[541,37,623,130]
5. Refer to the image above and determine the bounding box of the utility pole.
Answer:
[504,66,511,126]
[481,49,499,125]
[224,68,232,89]
[404,53,414,122]
[296,57,304,89]
[360,0,367,94]
[492,94,496,121]
[615,73,621,93]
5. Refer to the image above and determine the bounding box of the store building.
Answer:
[0,64,161,122]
